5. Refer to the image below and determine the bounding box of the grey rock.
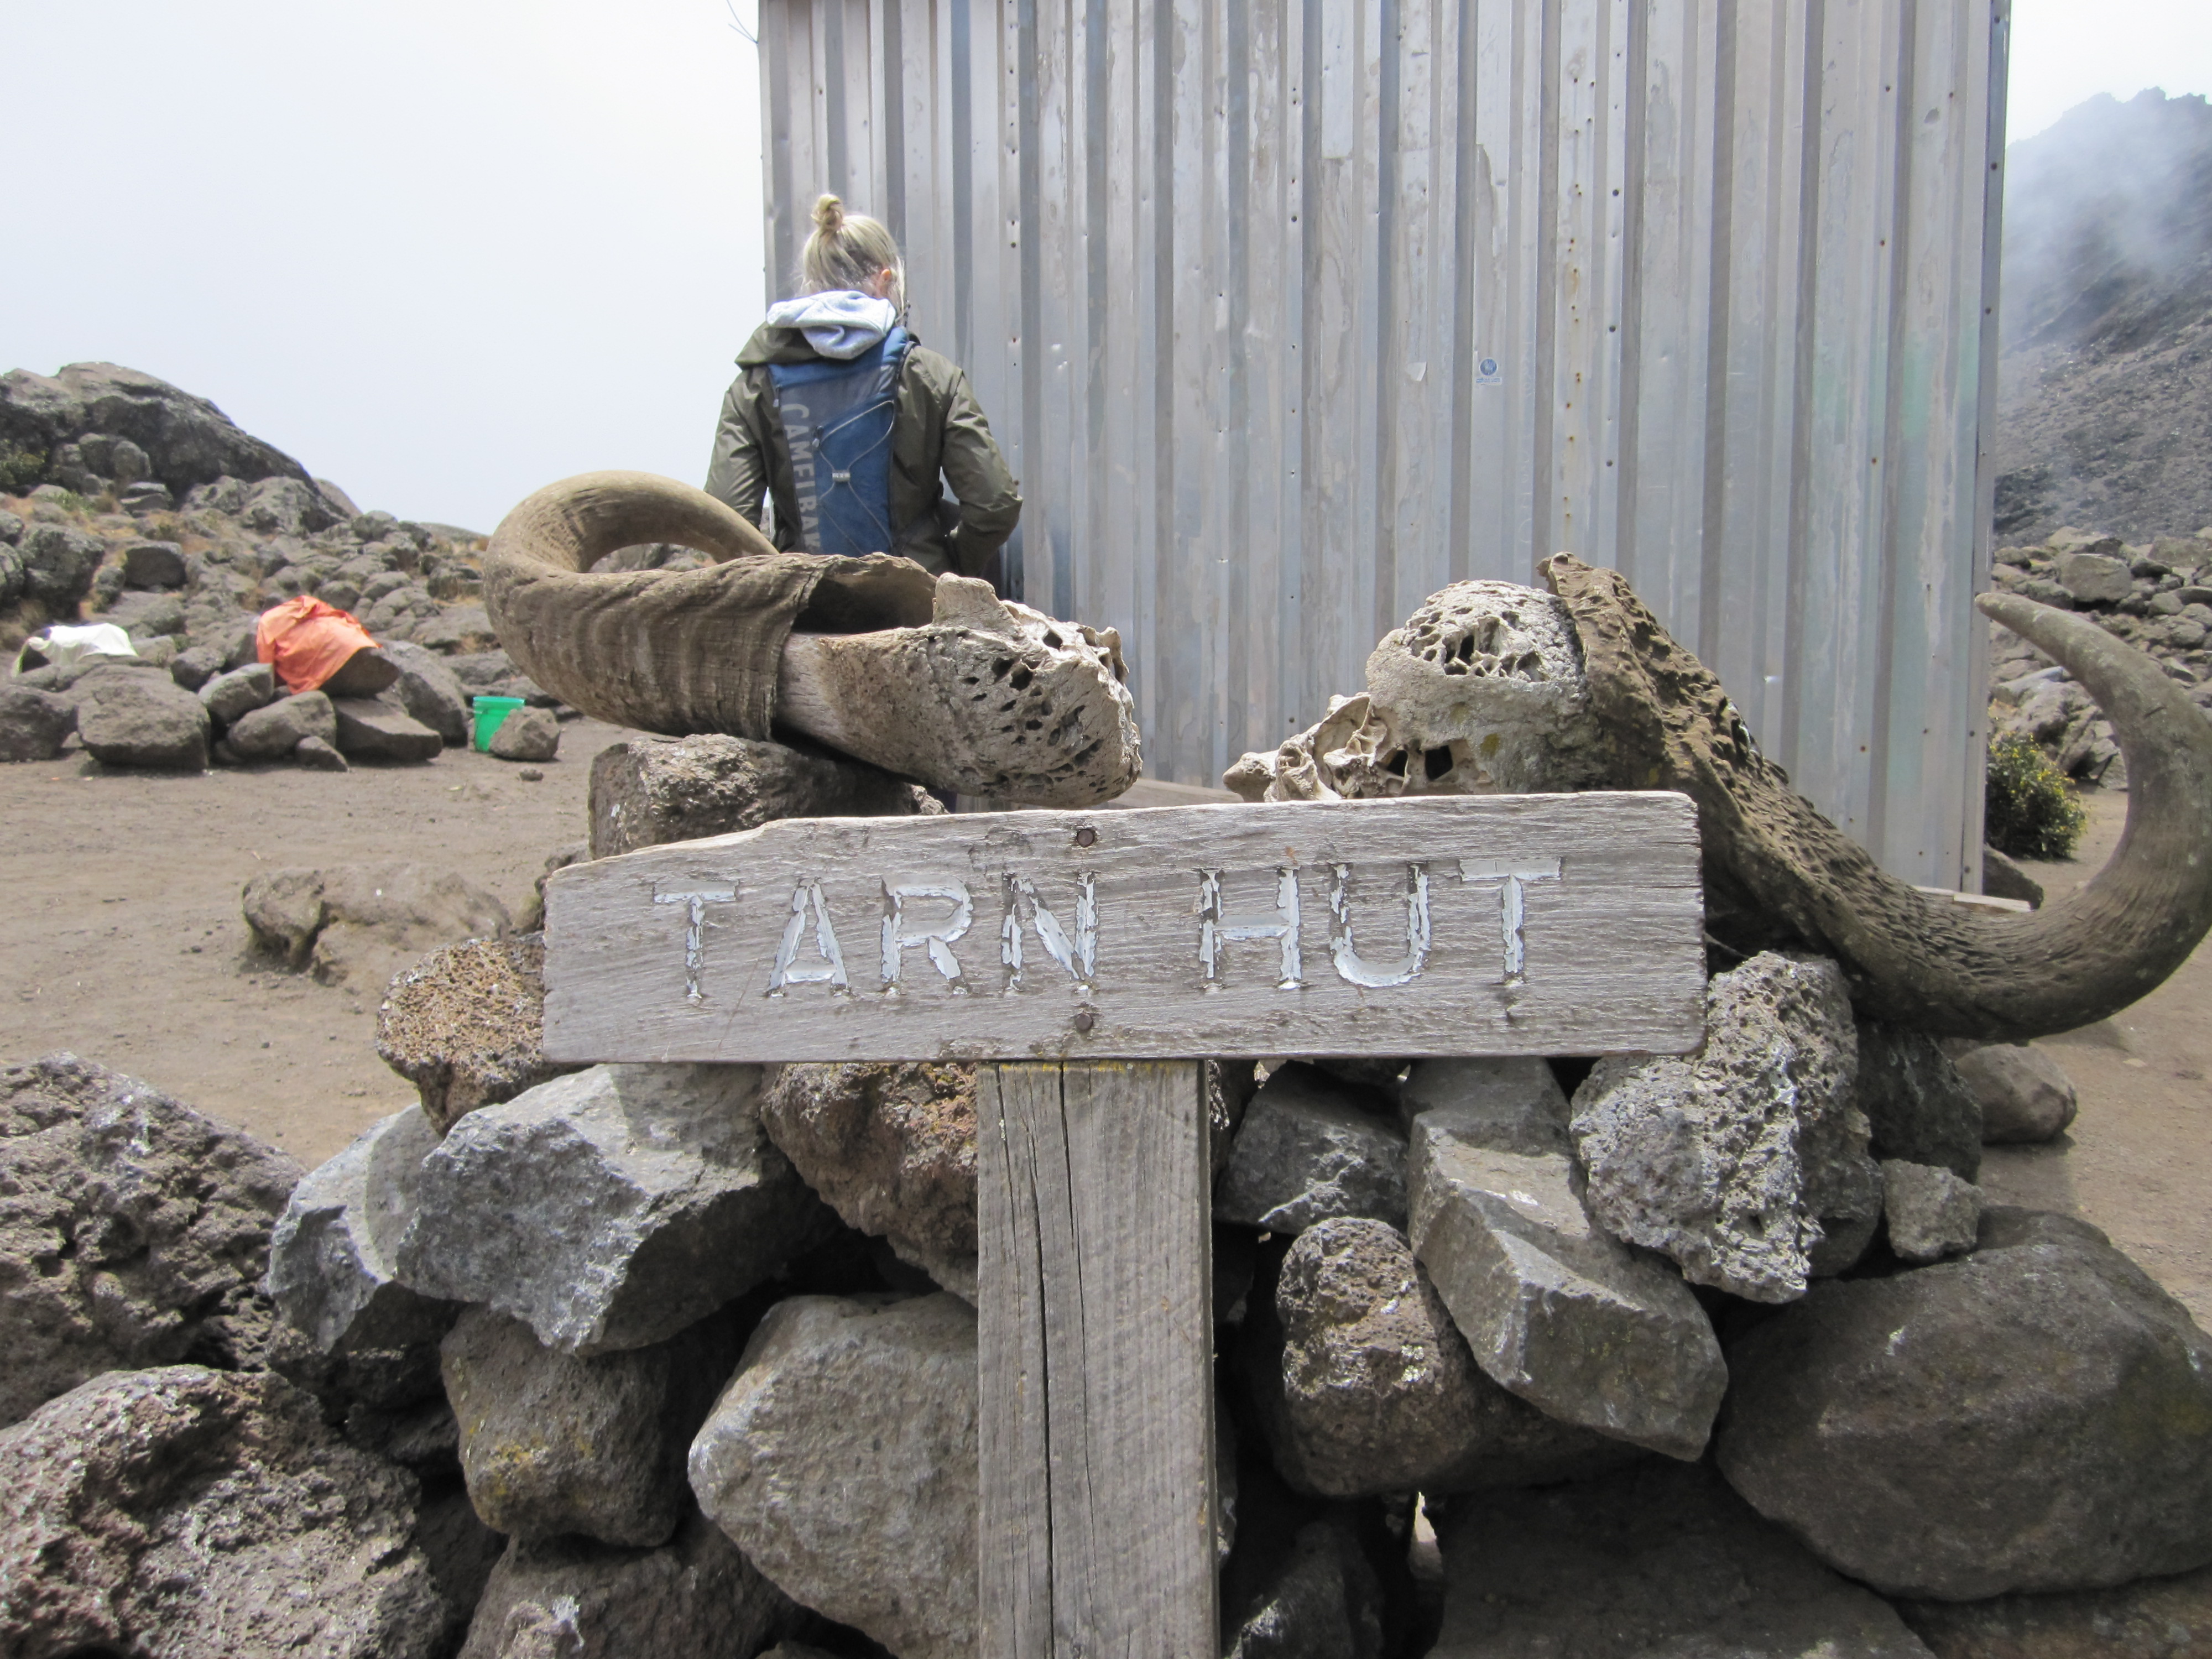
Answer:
[119,479,174,513]
[760,1061,979,1301]
[242,860,511,987]
[382,637,472,745]
[211,614,261,667]
[447,648,521,688]
[185,475,251,513]
[489,705,561,761]
[242,474,337,535]
[2056,550,2135,606]
[122,538,186,588]
[1225,1516,1387,1659]
[132,633,179,669]
[0,1365,450,1657]
[74,660,211,768]
[459,1509,800,1659]
[332,695,444,760]
[589,733,940,858]
[1718,1207,2212,1599]
[377,932,575,1133]
[1406,1100,1727,1461]
[358,569,413,606]
[1399,1056,1570,1149]
[107,436,151,484]
[1980,845,2046,907]
[36,650,158,691]
[199,658,279,724]
[0,1053,302,1427]
[1895,1560,2212,1658]
[1880,1159,1983,1262]
[1949,1041,2080,1142]
[419,602,497,652]
[1251,1217,1644,1497]
[1217,1063,1410,1233]
[0,685,75,761]
[168,643,224,691]
[398,1063,833,1354]
[1858,1021,1982,1180]
[1428,1460,1936,1658]
[102,586,189,638]
[1571,952,1882,1302]
[228,687,337,759]
[294,733,349,770]
[514,842,588,933]
[0,362,314,500]
[689,1293,979,1659]
[265,1104,457,1359]
[16,520,106,607]
[0,508,21,544]
[0,542,20,607]
[317,476,359,520]
[444,1304,745,1546]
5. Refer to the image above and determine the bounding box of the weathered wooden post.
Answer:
[541,794,1706,1659]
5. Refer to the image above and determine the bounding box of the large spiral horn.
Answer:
[1543,554,2212,1040]
[482,471,936,738]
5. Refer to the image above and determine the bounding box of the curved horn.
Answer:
[1542,554,2212,1040]
[482,471,937,737]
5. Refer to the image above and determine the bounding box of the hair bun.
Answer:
[812,194,846,233]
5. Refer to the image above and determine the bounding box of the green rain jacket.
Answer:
[704,317,1022,579]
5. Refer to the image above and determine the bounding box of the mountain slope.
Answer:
[1995,90,2212,541]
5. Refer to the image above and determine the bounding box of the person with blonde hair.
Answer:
[706,194,1022,580]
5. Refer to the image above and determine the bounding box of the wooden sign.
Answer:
[540,793,1708,1064]
[542,790,1711,1659]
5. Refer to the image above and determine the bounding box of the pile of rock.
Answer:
[1,361,555,771]
[4,589,2204,1656]
[1988,524,2212,782]
[0,1053,497,1655]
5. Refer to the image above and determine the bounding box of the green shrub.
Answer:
[0,444,46,494]
[1985,731,2086,860]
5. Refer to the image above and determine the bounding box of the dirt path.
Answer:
[4,748,2204,1321]
[1993,789,2212,1322]
[0,719,627,1167]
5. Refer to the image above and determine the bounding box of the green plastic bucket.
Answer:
[471,695,526,752]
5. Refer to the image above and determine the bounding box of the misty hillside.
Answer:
[1995,88,2212,542]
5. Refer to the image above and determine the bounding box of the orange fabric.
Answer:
[255,597,381,695]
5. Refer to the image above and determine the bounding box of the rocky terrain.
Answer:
[6,363,2212,1657]
[1985,523,2212,785]
[1995,90,2212,541]
[0,362,572,775]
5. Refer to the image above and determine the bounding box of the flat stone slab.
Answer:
[266,1103,455,1359]
[1215,1062,1408,1234]
[688,1293,979,1659]
[332,696,444,761]
[395,1063,834,1354]
[1718,1207,2212,1599]
[1407,1104,1726,1461]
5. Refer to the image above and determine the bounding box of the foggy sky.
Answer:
[3,1,766,533]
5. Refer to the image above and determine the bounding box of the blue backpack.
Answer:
[766,326,912,557]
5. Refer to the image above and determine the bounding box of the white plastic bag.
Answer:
[11,622,137,676]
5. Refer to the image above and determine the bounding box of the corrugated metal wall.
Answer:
[760,0,2009,886]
